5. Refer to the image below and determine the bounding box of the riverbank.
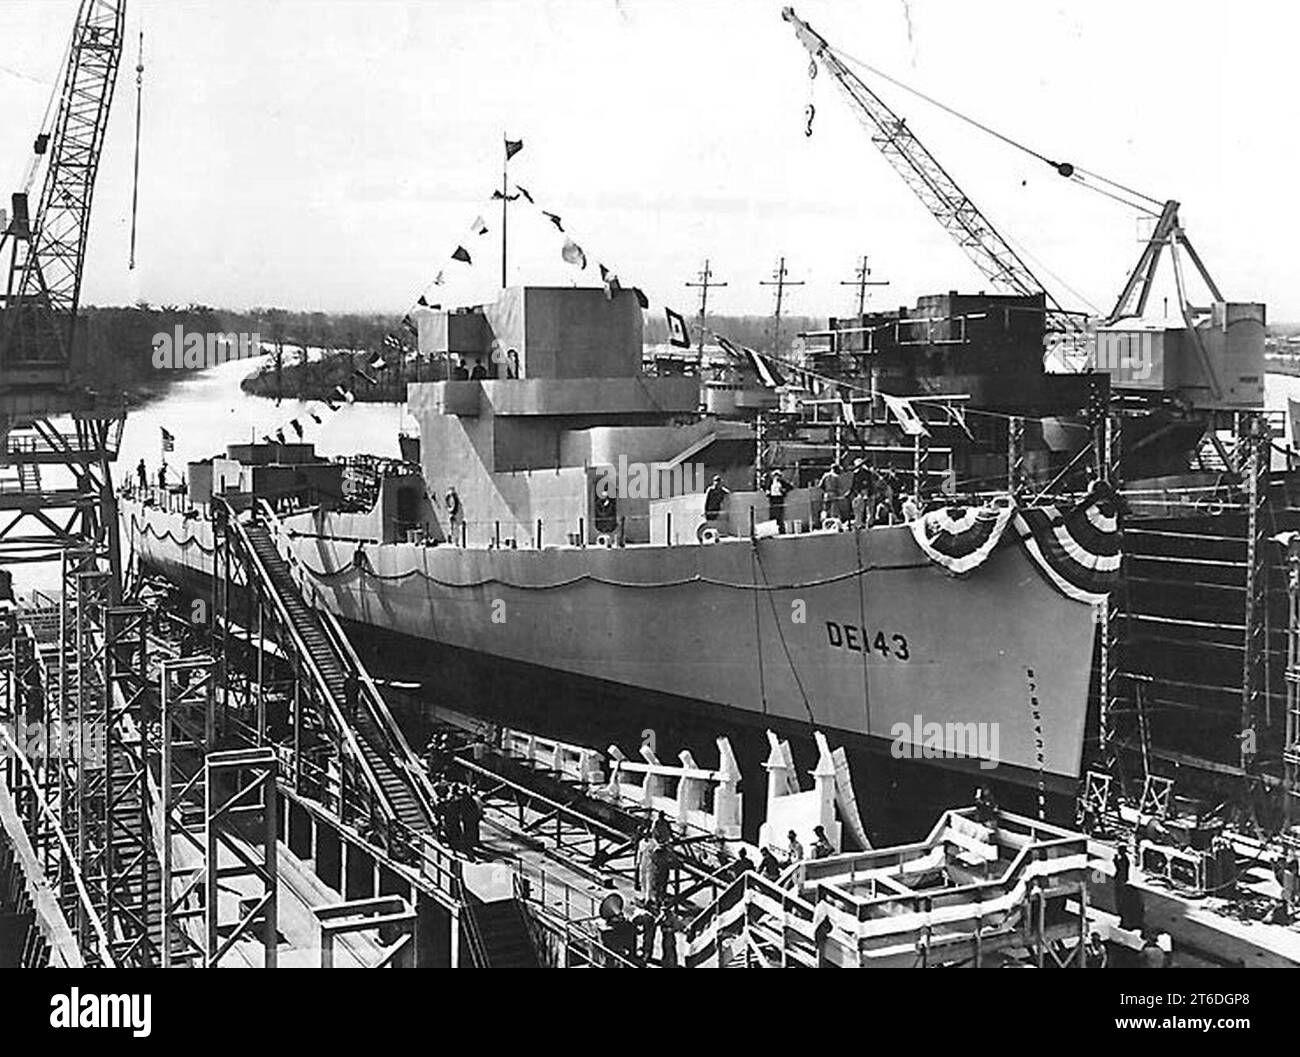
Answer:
[240,349,445,403]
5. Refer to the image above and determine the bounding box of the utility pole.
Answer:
[685,259,727,361]
[760,256,804,356]
[841,255,889,318]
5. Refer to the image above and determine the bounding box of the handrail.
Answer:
[255,496,437,826]
[216,498,401,828]
[0,725,116,968]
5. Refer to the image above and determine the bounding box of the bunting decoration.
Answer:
[598,263,621,301]
[665,307,691,348]
[881,393,930,437]
[718,336,784,389]
[515,184,534,204]
[632,288,649,310]
[1013,483,1122,604]
[451,245,472,265]
[471,216,489,236]
[561,238,587,269]
[291,419,304,439]
[274,429,286,445]
[910,497,1016,575]
[541,211,564,231]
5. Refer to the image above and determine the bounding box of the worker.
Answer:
[815,463,841,527]
[635,825,657,897]
[648,838,673,905]
[758,847,782,881]
[703,475,730,524]
[767,468,791,533]
[157,461,168,490]
[850,459,873,528]
[461,787,483,860]
[730,847,755,880]
[469,358,488,380]
[810,825,833,860]
[136,458,147,491]
[786,829,804,864]
[1084,931,1109,969]
[343,671,360,726]
[901,493,921,522]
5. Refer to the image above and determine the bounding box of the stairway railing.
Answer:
[216,499,400,830]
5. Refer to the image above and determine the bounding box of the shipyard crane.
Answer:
[782,7,1086,337]
[0,0,127,580]
[1,0,126,396]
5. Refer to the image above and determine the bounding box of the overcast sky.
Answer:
[2,0,1296,321]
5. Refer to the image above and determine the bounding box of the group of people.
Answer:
[729,824,836,884]
[428,768,484,858]
[815,458,920,529]
[701,461,923,538]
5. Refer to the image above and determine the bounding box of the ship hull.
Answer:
[125,502,1097,792]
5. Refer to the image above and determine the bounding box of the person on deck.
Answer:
[786,830,804,864]
[136,459,147,491]
[850,459,873,528]
[157,462,168,490]
[444,487,463,542]
[810,825,834,860]
[703,475,730,525]
[767,469,791,533]
[730,847,755,880]
[816,463,842,527]
[758,847,783,881]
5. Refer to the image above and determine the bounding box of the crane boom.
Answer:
[1,0,127,388]
[782,7,1082,334]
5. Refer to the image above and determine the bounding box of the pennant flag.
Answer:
[542,211,564,231]
[1013,483,1122,605]
[632,287,649,310]
[417,294,430,307]
[433,271,445,286]
[343,388,356,404]
[840,398,857,429]
[717,335,782,387]
[451,245,472,264]
[325,399,339,412]
[744,345,782,388]
[910,498,1016,575]
[665,307,691,348]
[515,184,534,204]
[401,315,417,337]
[291,419,304,439]
[275,429,286,445]
[561,238,587,270]
[942,402,975,441]
[471,215,489,236]
[598,264,621,301]
[881,393,930,437]
[383,334,402,350]
[333,385,348,400]
[160,426,175,453]
[310,412,323,424]
[368,354,387,371]
[260,434,274,444]
[504,137,524,161]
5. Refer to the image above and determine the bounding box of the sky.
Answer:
[2,0,1297,322]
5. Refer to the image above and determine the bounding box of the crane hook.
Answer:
[804,103,816,137]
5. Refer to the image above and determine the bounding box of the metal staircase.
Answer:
[224,503,436,840]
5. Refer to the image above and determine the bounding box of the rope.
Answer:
[828,43,1164,212]
[753,542,817,728]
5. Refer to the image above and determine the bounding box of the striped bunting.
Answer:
[909,497,1016,575]
[1012,483,1121,605]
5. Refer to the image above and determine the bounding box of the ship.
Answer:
[122,284,1118,832]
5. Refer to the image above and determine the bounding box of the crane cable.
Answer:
[826,43,1165,217]
[129,27,143,270]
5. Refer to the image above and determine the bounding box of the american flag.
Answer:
[160,427,175,453]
